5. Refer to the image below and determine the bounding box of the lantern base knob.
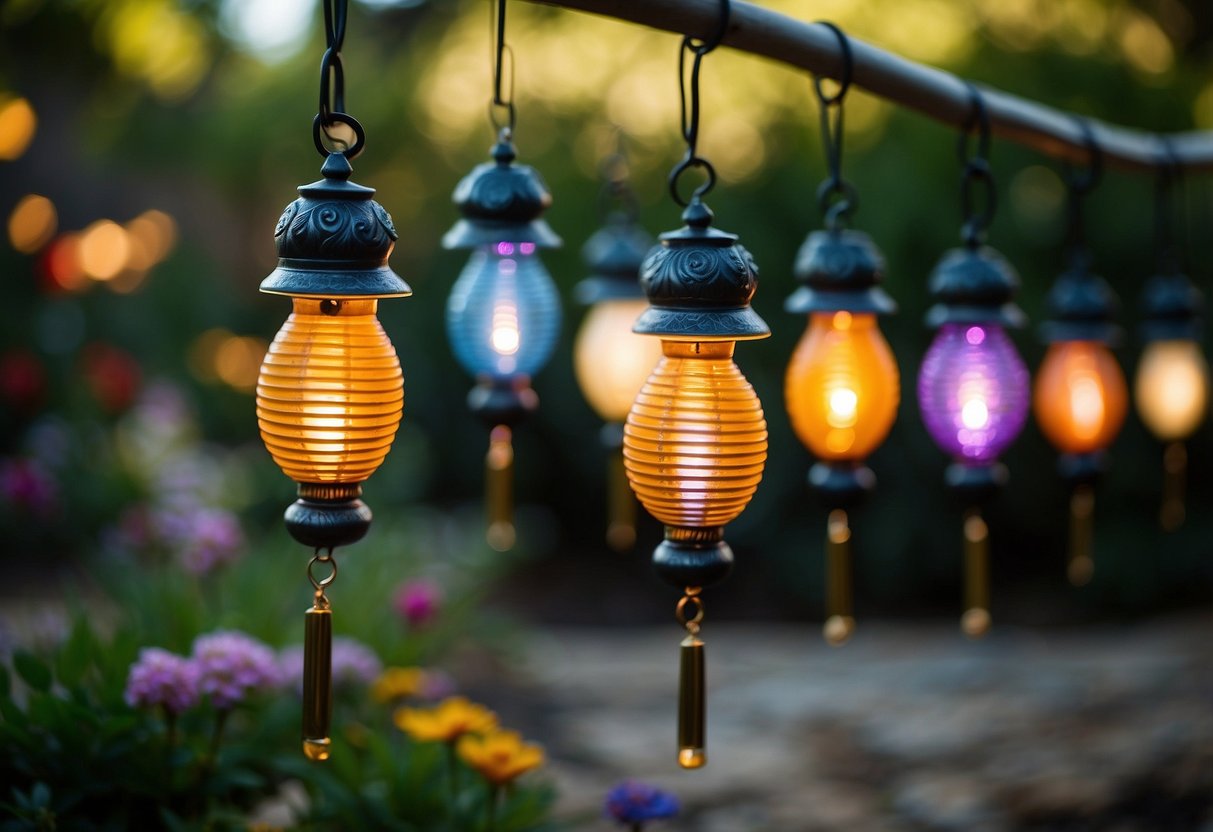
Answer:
[468,378,539,428]
[653,528,733,589]
[285,491,372,550]
[1058,451,1106,486]
[944,462,1008,505]
[809,462,875,510]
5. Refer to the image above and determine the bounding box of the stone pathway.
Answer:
[492,615,1213,831]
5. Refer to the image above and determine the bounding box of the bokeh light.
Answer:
[7,194,57,254]
[79,220,132,282]
[0,96,36,161]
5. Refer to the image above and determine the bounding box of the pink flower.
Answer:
[192,631,280,709]
[393,580,442,627]
[124,647,200,715]
[0,458,57,517]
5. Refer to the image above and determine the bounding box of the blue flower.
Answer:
[605,780,679,826]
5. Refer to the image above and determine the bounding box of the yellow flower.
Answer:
[394,695,498,742]
[457,729,545,786]
[372,666,427,704]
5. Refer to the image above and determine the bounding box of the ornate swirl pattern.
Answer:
[276,198,398,261]
[641,242,758,307]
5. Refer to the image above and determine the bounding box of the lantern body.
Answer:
[446,242,561,381]
[257,298,403,485]
[785,311,899,461]
[918,323,1030,461]
[624,341,767,530]
[1135,340,1209,442]
[1033,340,1127,455]
[575,298,662,423]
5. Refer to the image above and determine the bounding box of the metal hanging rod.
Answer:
[526,0,1213,173]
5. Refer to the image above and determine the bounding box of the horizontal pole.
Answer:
[526,0,1213,173]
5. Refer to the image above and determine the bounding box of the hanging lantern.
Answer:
[1034,123,1125,587]
[257,112,410,759]
[784,23,899,646]
[443,0,561,552]
[573,164,660,551]
[917,86,1029,638]
[623,4,767,768]
[1133,153,1207,530]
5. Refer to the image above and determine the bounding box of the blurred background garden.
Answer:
[1,0,1212,829]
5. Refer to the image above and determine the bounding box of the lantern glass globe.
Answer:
[574,298,663,423]
[1135,339,1209,442]
[1033,340,1128,455]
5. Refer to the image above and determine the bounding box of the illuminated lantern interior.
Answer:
[1033,340,1127,455]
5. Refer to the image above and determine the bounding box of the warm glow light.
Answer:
[575,298,663,422]
[785,312,899,460]
[1034,341,1127,455]
[215,335,268,392]
[490,303,521,356]
[78,220,131,281]
[0,97,36,161]
[125,210,177,269]
[1135,340,1209,441]
[42,233,85,292]
[7,194,57,254]
[256,298,403,484]
[961,396,989,430]
[624,340,767,529]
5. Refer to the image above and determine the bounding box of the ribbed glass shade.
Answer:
[574,298,663,422]
[624,341,768,528]
[785,312,900,460]
[446,242,561,380]
[1135,340,1209,441]
[256,298,403,484]
[918,323,1029,461]
[1034,340,1127,455]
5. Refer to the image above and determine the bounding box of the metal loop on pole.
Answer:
[685,0,729,54]
[314,0,364,160]
[812,21,852,106]
[670,0,728,208]
[811,21,856,229]
[1154,135,1183,273]
[1062,117,1102,257]
[957,83,996,247]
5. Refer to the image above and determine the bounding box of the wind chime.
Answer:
[573,148,660,552]
[255,0,410,760]
[916,85,1030,639]
[623,0,769,770]
[1134,143,1207,531]
[1033,121,1127,587]
[783,23,899,647]
[443,0,562,552]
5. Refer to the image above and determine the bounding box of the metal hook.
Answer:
[812,21,852,106]
[957,83,996,247]
[686,0,730,55]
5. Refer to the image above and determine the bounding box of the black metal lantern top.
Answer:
[442,133,561,250]
[574,212,652,305]
[785,229,896,316]
[1038,256,1121,345]
[924,245,1026,330]
[1141,270,1203,343]
[632,200,770,340]
[261,153,412,299]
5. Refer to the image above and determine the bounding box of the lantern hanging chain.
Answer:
[957,82,996,249]
[308,547,339,610]
[1061,117,1103,268]
[675,586,704,636]
[668,0,729,207]
[488,0,516,136]
[1153,137,1184,274]
[314,0,365,159]
[812,21,858,230]
[597,132,641,222]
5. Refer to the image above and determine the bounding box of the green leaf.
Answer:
[12,652,52,693]
[0,664,10,698]
[55,618,96,687]
[29,783,49,810]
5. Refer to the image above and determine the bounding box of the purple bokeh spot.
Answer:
[495,242,515,256]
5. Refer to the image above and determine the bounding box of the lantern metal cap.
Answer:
[924,244,1026,329]
[1140,270,1203,342]
[785,228,897,315]
[1039,256,1121,345]
[632,200,770,340]
[573,213,652,305]
[260,153,412,299]
[442,134,562,250]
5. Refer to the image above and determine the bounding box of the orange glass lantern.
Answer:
[256,143,410,760]
[784,230,899,645]
[624,198,769,769]
[1036,262,1125,587]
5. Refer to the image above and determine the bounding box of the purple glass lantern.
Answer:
[918,323,1029,463]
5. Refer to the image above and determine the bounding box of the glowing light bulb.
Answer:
[918,323,1029,461]
[574,298,663,423]
[785,312,899,460]
[1135,340,1209,441]
[446,242,560,380]
[1033,340,1127,455]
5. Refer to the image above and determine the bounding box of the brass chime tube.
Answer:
[606,448,637,552]
[961,508,990,639]
[677,633,706,769]
[1160,441,1187,532]
[302,604,333,761]
[485,425,515,551]
[1068,484,1095,587]
[824,509,854,646]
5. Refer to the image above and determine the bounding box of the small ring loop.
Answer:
[313,112,366,160]
[812,21,852,105]
[957,81,991,166]
[685,0,730,55]
[307,554,338,591]
[668,154,716,207]
[676,594,705,627]
[488,99,516,135]
[1064,117,1103,196]
[317,47,346,127]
